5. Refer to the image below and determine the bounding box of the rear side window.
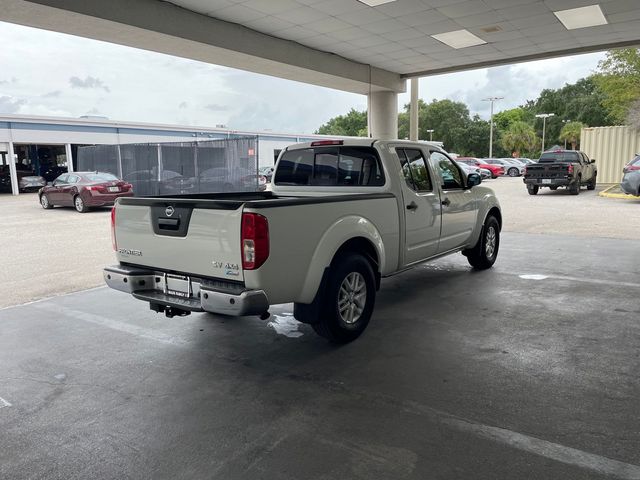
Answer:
[274,147,384,187]
[539,152,580,163]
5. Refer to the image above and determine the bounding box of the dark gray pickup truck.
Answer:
[523,150,597,195]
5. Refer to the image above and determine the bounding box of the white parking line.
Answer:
[32,303,187,347]
[516,273,640,289]
[443,416,640,479]
[0,397,11,408]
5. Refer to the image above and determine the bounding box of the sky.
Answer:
[0,20,605,134]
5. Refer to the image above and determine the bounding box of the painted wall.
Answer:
[581,126,640,184]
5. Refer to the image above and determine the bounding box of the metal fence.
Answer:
[581,126,639,184]
[77,137,259,196]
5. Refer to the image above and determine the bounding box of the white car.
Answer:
[483,158,525,177]
[105,139,502,343]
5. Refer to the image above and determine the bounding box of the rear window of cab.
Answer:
[274,146,385,187]
[539,152,580,163]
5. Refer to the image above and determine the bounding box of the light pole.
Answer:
[426,129,434,141]
[562,119,570,149]
[483,96,503,158]
[535,113,555,155]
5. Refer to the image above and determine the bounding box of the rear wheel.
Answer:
[570,177,580,195]
[550,186,558,191]
[463,215,500,270]
[74,195,88,213]
[40,194,53,209]
[312,253,376,344]
[587,176,596,190]
[527,185,539,195]
[508,167,519,177]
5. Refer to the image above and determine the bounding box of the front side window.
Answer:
[274,146,384,187]
[55,174,69,185]
[431,151,463,189]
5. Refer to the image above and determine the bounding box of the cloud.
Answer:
[42,90,62,98]
[204,103,228,112]
[178,101,188,109]
[69,75,110,92]
[0,95,26,114]
[0,77,17,85]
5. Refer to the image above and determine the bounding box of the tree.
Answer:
[501,121,538,157]
[559,121,585,150]
[398,99,472,153]
[593,48,640,124]
[315,108,367,136]
[493,107,533,132]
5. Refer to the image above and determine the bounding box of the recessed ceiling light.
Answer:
[431,29,487,49]
[554,4,608,30]
[357,0,397,6]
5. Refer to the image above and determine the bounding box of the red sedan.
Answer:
[456,157,505,178]
[39,172,133,213]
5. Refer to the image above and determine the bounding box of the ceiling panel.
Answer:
[168,0,640,76]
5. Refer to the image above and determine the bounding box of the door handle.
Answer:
[441,197,451,206]
[406,201,418,211]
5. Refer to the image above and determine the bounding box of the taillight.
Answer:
[110,206,117,251]
[567,164,574,174]
[241,213,269,270]
[523,166,528,175]
[628,165,640,171]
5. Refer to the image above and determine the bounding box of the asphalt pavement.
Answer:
[1,232,639,479]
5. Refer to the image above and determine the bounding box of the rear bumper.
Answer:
[84,191,134,206]
[103,264,269,316]
[523,177,573,186]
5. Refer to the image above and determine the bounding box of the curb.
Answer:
[598,185,639,199]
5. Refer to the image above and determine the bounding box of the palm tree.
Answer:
[559,121,585,150]
[501,121,537,157]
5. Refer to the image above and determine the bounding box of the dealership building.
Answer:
[0,113,337,195]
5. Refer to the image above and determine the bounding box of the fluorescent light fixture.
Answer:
[554,4,607,30]
[431,29,486,49]
[357,0,397,6]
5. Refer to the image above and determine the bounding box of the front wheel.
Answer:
[312,253,376,344]
[40,194,53,209]
[74,195,89,213]
[508,167,519,177]
[587,176,596,190]
[527,185,539,195]
[463,215,500,270]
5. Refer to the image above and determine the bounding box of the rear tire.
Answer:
[570,177,580,195]
[74,195,88,213]
[311,253,376,344]
[40,194,53,209]
[508,167,519,177]
[550,186,558,191]
[587,176,596,190]
[527,185,539,195]
[463,215,500,270]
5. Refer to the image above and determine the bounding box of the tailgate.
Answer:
[526,164,569,178]
[114,200,244,281]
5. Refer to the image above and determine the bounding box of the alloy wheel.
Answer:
[338,272,367,324]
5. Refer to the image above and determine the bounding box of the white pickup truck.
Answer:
[105,139,501,343]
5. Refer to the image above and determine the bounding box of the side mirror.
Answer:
[591,159,596,164]
[467,173,482,188]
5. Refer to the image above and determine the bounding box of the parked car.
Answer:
[621,170,640,196]
[457,157,504,179]
[515,158,536,165]
[259,166,275,183]
[39,172,134,212]
[457,162,489,180]
[104,139,501,343]
[199,167,267,192]
[623,154,640,174]
[482,158,524,177]
[19,175,47,192]
[523,150,597,195]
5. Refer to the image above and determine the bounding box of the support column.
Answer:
[368,90,398,140]
[65,143,74,172]
[409,78,419,141]
[8,141,19,196]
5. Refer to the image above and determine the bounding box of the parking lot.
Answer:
[1,179,640,479]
